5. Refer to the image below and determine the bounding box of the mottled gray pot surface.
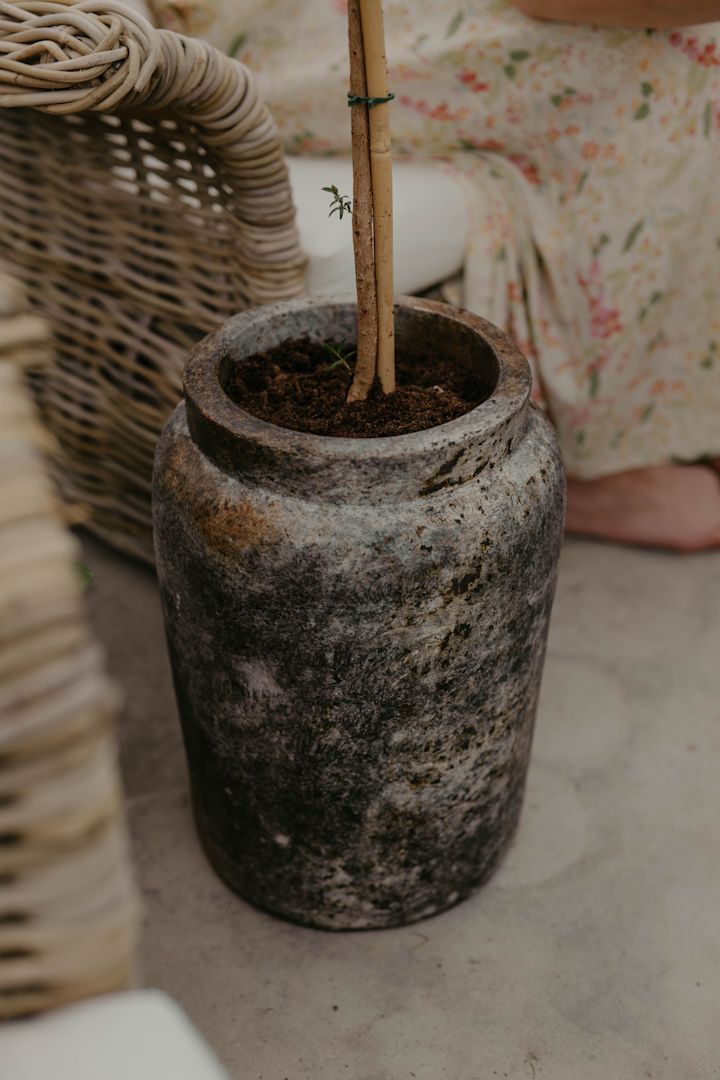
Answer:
[153,295,566,930]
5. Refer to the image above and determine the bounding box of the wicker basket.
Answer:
[0,270,139,1019]
[0,0,306,562]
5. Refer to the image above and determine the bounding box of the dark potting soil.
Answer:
[225,339,491,438]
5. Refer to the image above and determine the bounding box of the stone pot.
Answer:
[152,295,565,930]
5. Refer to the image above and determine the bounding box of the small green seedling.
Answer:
[322,184,353,220]
[322,341,356,372]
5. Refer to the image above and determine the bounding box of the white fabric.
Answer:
[0,991,229,1080]
[287,156,467,298]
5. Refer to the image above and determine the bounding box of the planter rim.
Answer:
[182,295,532,503]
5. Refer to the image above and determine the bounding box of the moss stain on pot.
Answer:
[153,296,565,930]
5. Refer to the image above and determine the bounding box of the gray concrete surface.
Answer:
[83,535,720,1080]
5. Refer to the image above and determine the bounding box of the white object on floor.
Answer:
[287,156,468,297]
[0,990,229,1080]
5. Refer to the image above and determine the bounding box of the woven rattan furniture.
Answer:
[0,269,139,1019]
[0,0,305,562]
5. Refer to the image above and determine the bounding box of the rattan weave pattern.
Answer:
[0,1,306,561]
[0,269,139,1019]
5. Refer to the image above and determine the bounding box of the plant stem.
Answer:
[358,0,395,394]
[346,0,378,404]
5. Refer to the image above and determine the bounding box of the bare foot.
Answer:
[566,464,720,552]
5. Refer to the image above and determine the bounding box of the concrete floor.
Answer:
[84,535,720,1080]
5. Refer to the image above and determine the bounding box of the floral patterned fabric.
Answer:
[150,0,720,477]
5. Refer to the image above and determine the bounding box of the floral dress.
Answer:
[150,0,720,478]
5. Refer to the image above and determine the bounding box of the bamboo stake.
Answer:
[346,0,378,404]
[358,0,395,394]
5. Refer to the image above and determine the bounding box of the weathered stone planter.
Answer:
[153,296,565,930]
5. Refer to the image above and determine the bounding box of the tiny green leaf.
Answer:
[641,403,655,421]
[623,219,645,252]
[510,50,530,62]
[551,94,563,107]
[229,32,247,58]
[641,81,654,97]
[323,185,352,220]
[576,170,589,194]
[589,368,600,398]
[446,11,464,37]
[503,64,516,79]
[704,101,713,136]
[634,102,651,120]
